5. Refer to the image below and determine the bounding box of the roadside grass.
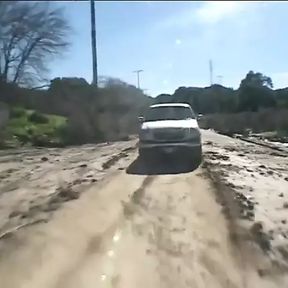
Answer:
[4,107,67,147]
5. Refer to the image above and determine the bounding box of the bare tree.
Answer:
[0,1,70,86]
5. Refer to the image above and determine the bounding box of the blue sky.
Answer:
[50,1,288,96]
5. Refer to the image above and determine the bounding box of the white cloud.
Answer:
[162,79,169,85]
[155,1,254,30]
[195,1,247,24]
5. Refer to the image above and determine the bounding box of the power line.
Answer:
[133,69,143,89]
[90,0,98,87]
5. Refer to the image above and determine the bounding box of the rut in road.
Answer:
[0,157,276,288]
[118,171,244,288]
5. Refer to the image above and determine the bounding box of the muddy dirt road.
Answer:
[0,132,287,287]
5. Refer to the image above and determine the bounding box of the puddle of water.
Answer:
[113,230,121,243]
[98,229,123,286]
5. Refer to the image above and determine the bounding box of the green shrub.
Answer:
[28,112,48,124]
[14,133,30,144]
[56,122,105,145]
[10,107,26,118]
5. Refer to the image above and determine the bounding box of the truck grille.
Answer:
[153,129,185,142]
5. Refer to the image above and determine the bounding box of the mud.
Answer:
[202,129,288,282]
[0,140,137,238]
[0,156,251,288]
[0,131,287,287]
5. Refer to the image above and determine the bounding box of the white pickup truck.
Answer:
[138,103,202,163]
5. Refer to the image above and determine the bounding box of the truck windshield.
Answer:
[145,106,195,122]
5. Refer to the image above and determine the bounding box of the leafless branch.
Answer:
[0,1,71,85]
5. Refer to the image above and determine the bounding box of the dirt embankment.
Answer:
[202,129,288,281]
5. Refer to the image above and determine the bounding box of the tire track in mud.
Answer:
[202,160,250,288]
[131,176,155,204]
[112,170,248,288]
[102,146,137,170]
[0,156,146,288]
[202,149,288,287]
[0,144,137,241]
[236,136,288,155]
[53,222,119,288]
[52,175,157,288]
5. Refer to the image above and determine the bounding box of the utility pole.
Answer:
[209,59,213,86]
[133,69,143,89]
[90,0,98,87]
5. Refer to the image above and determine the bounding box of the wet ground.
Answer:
[202,130,288,279]
[0,140,137,238]
[0,130,287,287]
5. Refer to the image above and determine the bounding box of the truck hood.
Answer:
[141,119,199,130]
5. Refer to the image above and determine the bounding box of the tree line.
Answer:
[1,1,288,146]
[155,71,288,114]
[0,77,152,145]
